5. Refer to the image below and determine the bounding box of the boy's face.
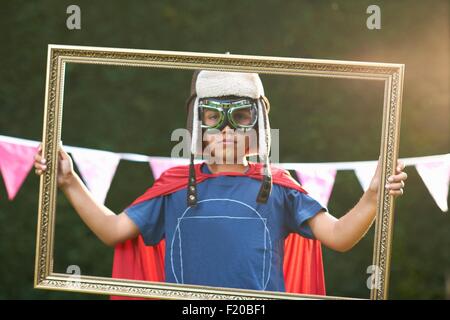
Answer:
[199,96,259,164]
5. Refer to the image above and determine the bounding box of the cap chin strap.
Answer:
[191,96,201,155]
[187,96,200,207]
[256,98,272,204]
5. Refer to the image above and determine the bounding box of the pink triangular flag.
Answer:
[71,148,121,205]
[354,162,378,192]
[0,141,39,200]
[295,166,337,208]
[416,159,450,212]
[148,157,190,180]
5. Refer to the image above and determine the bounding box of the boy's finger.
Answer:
[35,152,46,164]
[388,172,407,182]
[389,189,403,196]
[58,148,66,160]
[58,143,70,160]
[386,181,404,189]
[396,172,408,181]
[396,161,405,172]
[34,162,46,170]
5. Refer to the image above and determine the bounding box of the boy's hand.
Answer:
[368,156,407,197]
[34,142,76,189]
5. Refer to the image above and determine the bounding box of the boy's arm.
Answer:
[307,190,377,252]
[62,172,140,247]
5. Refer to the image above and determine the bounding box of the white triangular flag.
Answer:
[71,148,121,205]
[354,161,378,192]
[416,158,450,212]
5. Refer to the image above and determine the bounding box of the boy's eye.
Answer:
[232,110,253,124]
[206,113,219,120]
[202,109,222,125]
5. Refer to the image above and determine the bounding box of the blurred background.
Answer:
[0,0,448,299]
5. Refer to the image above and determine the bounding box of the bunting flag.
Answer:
[416,158,450,212]
[0,134,448,212]
[148,156,190,180]
[70,148,121,205]
[293,165,337,208]
[0,140,38,200]
[354,161,378,192]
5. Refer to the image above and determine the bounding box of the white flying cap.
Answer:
[195,70,264,99]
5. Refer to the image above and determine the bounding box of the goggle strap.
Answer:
[256,99,272,204]
[191,97,200,155]
[258,99,267,162]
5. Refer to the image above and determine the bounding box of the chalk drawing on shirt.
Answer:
[170,198,273,290]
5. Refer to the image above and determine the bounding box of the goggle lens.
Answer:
[201,107,223,127]
[229,106,257,127]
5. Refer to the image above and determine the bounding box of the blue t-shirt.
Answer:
[124,163,328,292]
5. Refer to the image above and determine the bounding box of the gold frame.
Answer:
[34,44,404,300]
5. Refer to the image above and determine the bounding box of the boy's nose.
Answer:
[222,125,234,133]
[221,125,235,137]
[218,125,236,141]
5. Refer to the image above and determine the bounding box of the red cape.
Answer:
[111,162,326,299]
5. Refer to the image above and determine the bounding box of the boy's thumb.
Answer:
[58,141,68,159]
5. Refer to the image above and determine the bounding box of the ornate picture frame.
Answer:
[34,44,404,300]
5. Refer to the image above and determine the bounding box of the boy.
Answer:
[34,70,407,294]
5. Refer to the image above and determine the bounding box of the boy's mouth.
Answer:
[220,139,236,144]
